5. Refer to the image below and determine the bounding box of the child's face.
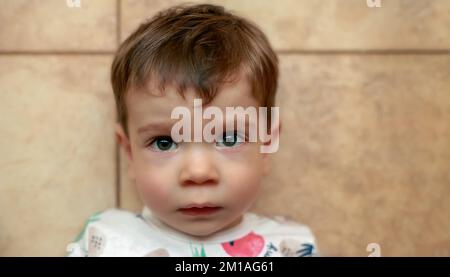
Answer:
[116,73,272,237]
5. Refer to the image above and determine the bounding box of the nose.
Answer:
[179,145,219,186]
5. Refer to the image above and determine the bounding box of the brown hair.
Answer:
[111,4,278,136]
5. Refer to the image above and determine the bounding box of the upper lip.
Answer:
[179,203,222,209]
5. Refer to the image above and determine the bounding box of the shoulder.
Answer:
[66,209,155,257]
[246,213,319,257]
[86,208,143,225]
[76,209,143,236]
[247,212,316,239]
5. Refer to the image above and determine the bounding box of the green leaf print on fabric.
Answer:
[73,211,102,242]
[190,242,207,257]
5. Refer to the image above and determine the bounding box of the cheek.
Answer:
[132,162,174,212]
[223,152,264,200]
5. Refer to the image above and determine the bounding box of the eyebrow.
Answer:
[137,122,174,134]
[137,117,255,135]
[224,116,254,129]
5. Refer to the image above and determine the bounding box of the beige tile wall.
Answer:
[1,0,449,256]
[0,0,117,256]
[0,55,116,256]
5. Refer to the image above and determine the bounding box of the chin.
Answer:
[180,222,223,237]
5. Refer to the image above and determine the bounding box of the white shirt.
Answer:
[66,208,318,257]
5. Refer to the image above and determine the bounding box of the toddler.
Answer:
[67,3,317,257]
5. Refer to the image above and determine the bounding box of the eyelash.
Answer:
[146,131,248,151]
[147,136,178,152]
[216,131,247,148]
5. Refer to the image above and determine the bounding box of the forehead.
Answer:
[125,72,259,132]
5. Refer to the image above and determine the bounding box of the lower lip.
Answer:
[178,207,222,216]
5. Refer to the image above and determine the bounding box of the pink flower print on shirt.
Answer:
[221,231,265,257]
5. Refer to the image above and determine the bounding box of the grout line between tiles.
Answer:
[114,0,122,209]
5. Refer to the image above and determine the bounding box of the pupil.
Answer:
[223,133,236,146]
[157,138,172,150]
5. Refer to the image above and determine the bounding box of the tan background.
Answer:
[0,0,449,256]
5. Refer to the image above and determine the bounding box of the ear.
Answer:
[115,123,135,179]
[261,120,282,176]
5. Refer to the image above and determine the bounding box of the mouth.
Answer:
[178,203,223,216]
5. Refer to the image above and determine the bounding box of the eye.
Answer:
[216,131,246,148]
[148,136,178,152]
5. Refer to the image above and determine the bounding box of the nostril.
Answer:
[182,179,218,187]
